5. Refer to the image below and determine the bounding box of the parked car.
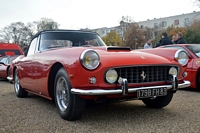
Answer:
[0,43,23,81]
[158,44,200,90]
[10,30,190,121]
[0,55,20,80]
[0,43,23,56]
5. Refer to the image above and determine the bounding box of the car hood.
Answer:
[35,46,179,67]
[95,47,177,66]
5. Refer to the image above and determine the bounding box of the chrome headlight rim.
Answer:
[105,69,118,84]
[175,49,189,66]
[80,49,100,70]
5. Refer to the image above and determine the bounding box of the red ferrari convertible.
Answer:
[9,30,190,121]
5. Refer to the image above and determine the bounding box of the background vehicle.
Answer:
[0,43,23,56]
[0,55,19,80]
[158,44,200,90]
[11,30,190,121]
[0,43,23,81]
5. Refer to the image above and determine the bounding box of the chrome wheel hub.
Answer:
[56,77,69,111]
[14,72,20,93]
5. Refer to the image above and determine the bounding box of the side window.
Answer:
[27,38,37,56]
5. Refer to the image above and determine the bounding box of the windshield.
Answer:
[0,56,8,64]
[186,45,200,58]
[39,32,106,51]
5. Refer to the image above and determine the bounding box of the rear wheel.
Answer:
[142,92,173,108]
[54,68,85,121]
[14,69,28,98]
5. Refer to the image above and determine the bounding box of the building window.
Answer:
[101,30,105,34]
[154,23,158,28]
[185,18,189,24]
[162,21,167,27]
[141,25,144,29]
[174,20,179,25]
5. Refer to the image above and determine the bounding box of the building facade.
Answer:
[137,11,200,30]
[89,11,200,40]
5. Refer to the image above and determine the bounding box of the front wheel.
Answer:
[142,92,173,108]
[54,68,85,121]
[14,69,28,98]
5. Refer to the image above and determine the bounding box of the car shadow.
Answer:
[179,87,200,93]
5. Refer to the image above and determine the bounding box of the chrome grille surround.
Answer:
[105,65,179,84]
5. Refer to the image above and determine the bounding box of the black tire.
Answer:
[142,92,173,108]
[54,68,85,121]
[196,70,200,91]
[14,69,28,98]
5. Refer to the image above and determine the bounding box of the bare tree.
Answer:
[0,22,27,45]
[35,18,59,31]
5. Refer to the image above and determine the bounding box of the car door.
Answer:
[18,37,38,90]
[31,34,52,97]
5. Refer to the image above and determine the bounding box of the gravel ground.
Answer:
[0,79,200,133]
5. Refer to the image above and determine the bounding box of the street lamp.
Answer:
[133,37,138,49]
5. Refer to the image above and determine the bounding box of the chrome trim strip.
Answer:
[7,76,13,81]
[71,80,191,95]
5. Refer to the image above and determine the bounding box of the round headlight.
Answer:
[106,69,118,84]
[80,49,100,70]
[175,50,189,66]
[169,67,178,76]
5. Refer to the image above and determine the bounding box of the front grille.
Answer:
[115,66,177,83]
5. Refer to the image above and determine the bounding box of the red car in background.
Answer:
[0,43,23,57]
[9,30,190,121]
[0,43,23,80]
[159,44,200,90]
[0,55,20,80]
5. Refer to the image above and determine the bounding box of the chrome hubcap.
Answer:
[14,72,20,93]
[56,77,69,111]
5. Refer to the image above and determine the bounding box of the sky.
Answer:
[0,0,199,30]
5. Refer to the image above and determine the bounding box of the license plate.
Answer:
[137,88,167,98]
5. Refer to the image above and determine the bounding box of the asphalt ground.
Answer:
[0,79,200,133]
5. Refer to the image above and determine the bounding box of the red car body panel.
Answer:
[0,63,8,78]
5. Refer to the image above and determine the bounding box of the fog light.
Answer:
[183,72,187,78]
[89,77,96,84]
[106,69,118,84]
[169,67,178,77]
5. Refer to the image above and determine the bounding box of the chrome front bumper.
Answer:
[71,76,190,96]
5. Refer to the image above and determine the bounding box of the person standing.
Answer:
[171,35,176,44]
[144,39,152,49]
[160,32,173,46]
[174,32,187,44]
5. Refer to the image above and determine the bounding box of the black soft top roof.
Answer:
[32,29,97,40]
